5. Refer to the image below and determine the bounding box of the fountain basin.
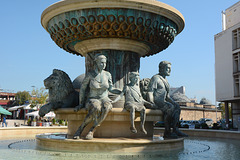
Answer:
[35,108,171,153]
[0,127,67,140]
[36,133,184,153]
[2,127,240,159]
[41,0,185,57]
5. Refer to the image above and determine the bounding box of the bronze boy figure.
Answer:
[114,72,153,134]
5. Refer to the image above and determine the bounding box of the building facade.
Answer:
[179,102,221,123]
[0,92,16,107]
[215,1,240,129]
[169,87,220,122]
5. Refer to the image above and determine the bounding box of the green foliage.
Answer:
[15,91,31,105]
[218,102,232,119]
[52,118,56,125]
[65,121,68,126]
[59,119,63,125]
[31,87,48,108]
[27,118,31,126]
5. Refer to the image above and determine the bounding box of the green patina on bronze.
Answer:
[47,8,178,57]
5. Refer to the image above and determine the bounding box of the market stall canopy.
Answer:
[8,104,37,111]
[26,111,39,117]
[44,111,55,118]
[8,106,20,111]
[0,106,12,115]
[26,111,55,118]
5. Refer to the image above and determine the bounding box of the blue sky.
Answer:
[1,0,239,104]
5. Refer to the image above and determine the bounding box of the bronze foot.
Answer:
[85,131,94,140]
[130,126,137,133]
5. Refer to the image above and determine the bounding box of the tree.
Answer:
[218,102,232,119]
[15,91,31,105]
[31,87,48,108]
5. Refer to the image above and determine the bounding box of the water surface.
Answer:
[1,137,240,160]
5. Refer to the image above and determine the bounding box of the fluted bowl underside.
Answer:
[41,0,185,57]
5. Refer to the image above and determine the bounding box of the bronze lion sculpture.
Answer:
[39,69,79,117]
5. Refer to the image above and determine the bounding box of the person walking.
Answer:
[2,115,7,127]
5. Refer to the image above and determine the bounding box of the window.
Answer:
[233,53,239,72]
[234,75,240,97]
[232,28,240,50]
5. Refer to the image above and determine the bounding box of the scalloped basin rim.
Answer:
[41,0,185,33]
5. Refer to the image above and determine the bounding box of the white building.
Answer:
[215,1,240,129]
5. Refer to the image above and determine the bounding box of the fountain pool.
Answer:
[1,136,240,160]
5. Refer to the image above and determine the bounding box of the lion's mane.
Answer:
[45,69,75,103]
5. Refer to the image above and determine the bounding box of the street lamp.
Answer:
[31,86,36,97]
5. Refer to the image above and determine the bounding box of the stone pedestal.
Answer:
[55,108,163,138]
[36,108,185,153]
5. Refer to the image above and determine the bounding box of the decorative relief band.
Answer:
[47,8,178,57]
